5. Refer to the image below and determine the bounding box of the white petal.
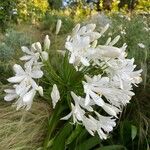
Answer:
[4,94,17,101]
[23,89,36,103]
[69,54,76,64]
[7,76,25,83]
[20,55,32,61]
[4,89,16,94]
[60,112,72,120]
[85,93,90,106]
[103,104,118,117]
[31,70,43,79]
[21,46,31,54]
[13,64,25,74]
[80,57,90,66]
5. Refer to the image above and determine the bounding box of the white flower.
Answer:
[5,64,43,110]
[22,88,36,109]
[65,35,93,66]
[44,35,51,50]
[13,88,36,110]
[51,84,60,108]
[82,112,116,139]
[94,112,116,139]
[20,42,48,67]
[56,19,62,35]
[20,46,40,68]
[61,92,86,124]
[71,23,101,42]
[96,45,122,58]
[71,92,93,112]
[83,75,134,111]
[106,58,142,88]
[82,116,97,136]
[138,43,145,49]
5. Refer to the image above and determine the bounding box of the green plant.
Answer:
[41,13,75,34]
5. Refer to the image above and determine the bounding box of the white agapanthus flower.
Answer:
[106,58,142,88]
[4,64,43,110]
[65,35,94,66]
[61,101,85,124]
[65,24,127,68]
[4,37,48,110]
[20,41,48,68]
[65,24,110,68]
[84,75,135,107]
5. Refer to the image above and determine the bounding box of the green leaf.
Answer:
[65,124,83,145]
[131,125,137,140]
[95,145,127,150]
[52,122,73,150]
[76,136,100,150]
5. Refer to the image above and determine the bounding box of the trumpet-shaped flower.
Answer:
[83,75,134,114]
[5,64,43,110]
[65,35,94,66]
[20,42,48,67]
[106,58,142,89]
[61,92,86,124]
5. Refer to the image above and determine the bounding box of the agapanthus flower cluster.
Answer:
[4,36,50,110]
[4,22,142,140]
[60,23,142,139]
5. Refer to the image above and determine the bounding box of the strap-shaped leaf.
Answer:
[52,122,73,150]
[76,136,100,150]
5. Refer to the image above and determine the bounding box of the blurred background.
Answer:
[0,0,149,150]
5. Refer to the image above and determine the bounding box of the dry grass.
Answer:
[0,100,51,150]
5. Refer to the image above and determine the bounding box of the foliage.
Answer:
[41,13,75,34]
[0,29,32,83]
[0,10,149,150]
[0,0,18,30]
[17,0,49,22]
[47,0,62,10]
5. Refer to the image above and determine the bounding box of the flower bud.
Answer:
[44,35,50,50]
[37,86,43,96]
[51,84,60,108]
[56,19,62,35]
